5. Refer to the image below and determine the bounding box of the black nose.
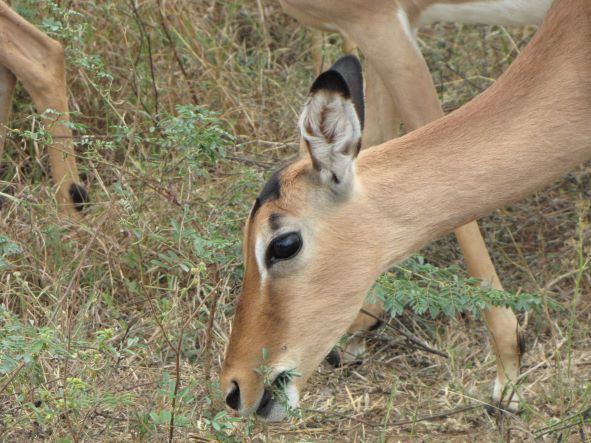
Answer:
[225,382,240,410]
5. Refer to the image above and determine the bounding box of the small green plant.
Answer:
[253,348,301,420]
[0,236,21,271]
[202,410,241,437]
[0,304,68,377]
[371,256,555,320]
[154,105,232,173]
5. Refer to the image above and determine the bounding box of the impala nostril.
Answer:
[225,381,240,411]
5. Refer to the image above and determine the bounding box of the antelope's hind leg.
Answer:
[0,64,16,160]
[0,2,88,218]
[0,64,15,211]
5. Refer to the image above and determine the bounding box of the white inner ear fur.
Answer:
[299,91,361,193]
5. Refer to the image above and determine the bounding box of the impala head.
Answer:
[220,55,386,421]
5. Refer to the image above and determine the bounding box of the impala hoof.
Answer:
[326,349,342,368]
[485,400,520,416]
[491,379,521,414]
[69,183,89,211]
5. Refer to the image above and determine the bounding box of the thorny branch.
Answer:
[360,308,449,359]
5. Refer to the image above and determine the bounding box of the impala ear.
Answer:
[299,55,364,196]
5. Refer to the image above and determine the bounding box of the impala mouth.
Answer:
[255,371,299,421]
[255,387,275,417]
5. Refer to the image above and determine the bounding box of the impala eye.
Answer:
[266,232,302,266]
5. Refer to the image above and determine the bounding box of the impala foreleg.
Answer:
[310,29,325,75]
[0,2,88,218]
[310,30,356,76]
[0,64,16,158]
[484,308,522,412]
[454,222,521,411]
[347,15,442,132]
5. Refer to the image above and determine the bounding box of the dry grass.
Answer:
[0,1,590,442]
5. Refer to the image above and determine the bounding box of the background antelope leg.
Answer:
[0,64,16,159]
[0,2,86,218]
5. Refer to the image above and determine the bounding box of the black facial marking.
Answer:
[269,213,282,231]
[251,198,262,218]
[259,169,282,202]
[250,169,282,220]
[69,183,89,211]
[250,159,297,220]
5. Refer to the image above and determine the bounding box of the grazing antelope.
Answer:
[221,0,591,422]
[0,2,88,219]
[278,0,554,408]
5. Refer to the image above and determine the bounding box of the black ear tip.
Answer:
[330,54,362,77]
[309,54,363,97]
[309,55,365,129]
[310,69,350,97]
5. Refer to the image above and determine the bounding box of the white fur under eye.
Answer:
[255,235,268,283]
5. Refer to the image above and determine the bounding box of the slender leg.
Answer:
[341,36,356,54]
[0,2,87,218]
[310,32,356,76]
[456,223,521,410]
[0,64,16,158]
[310,29,325,75]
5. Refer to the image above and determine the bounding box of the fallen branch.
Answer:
[360,308,449,359]
[304,404,482,428]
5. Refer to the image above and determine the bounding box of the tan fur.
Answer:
[222,0,591,420]
[0,2,85,219]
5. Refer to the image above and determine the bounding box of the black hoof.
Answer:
[484,404,499,416]
[325,349,365,369]
[484,403,519,416]
[326,350,342,368]
[69,183,89,211]
[368,318,384,331]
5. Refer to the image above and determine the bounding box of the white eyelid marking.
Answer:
[255,234,268,283]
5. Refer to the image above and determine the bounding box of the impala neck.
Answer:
[356,0,591,268]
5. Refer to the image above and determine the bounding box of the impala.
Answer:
[278,0,554,409]
[221,0,590,422]
[0,2,87,219]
